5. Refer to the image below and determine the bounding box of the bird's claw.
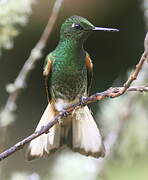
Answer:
[58,111,70,124]
[62,111,70,117]
[79,96,87,106]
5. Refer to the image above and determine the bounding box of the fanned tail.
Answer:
[72,106,105,158]
[26,103,105,161]
[26,103,61,161]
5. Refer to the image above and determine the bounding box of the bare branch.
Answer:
[0,89,135,161]
[0,84,147,161]
[127,85,148,92]
[123,53,146,90]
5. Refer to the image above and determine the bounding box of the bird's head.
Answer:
[60,15,119,42]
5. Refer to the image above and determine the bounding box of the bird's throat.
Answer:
[55,38,84,56]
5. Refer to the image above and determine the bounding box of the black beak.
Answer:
[93,27,119,32]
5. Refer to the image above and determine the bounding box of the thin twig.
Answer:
[127,85,148,92]
[0,85,147,161]
[123,52,147,90]
[0,89,136,161]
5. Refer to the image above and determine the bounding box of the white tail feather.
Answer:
[26,103,61,160]
[26,103,105,160]
[72,106,105,158]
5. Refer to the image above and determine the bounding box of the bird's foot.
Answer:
[58,110,70,124]
[79,96,87,106]
[62,111,70,117]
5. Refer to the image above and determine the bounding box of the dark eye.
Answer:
[72,23,83,30]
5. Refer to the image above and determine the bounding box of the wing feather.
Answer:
[85,53,93,95]
[43,55,53,102]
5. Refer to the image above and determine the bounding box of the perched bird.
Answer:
[26,15,118,160]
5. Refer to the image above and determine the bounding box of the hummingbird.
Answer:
[26,15,119,160]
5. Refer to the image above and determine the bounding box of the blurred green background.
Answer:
[0,0,148,179]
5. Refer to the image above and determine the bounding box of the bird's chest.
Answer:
[51,59,87,100]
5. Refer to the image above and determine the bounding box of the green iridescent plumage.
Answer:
[44,15,94,101]
[26,15,118,160]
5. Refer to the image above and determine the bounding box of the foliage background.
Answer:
[0,0,147,179]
